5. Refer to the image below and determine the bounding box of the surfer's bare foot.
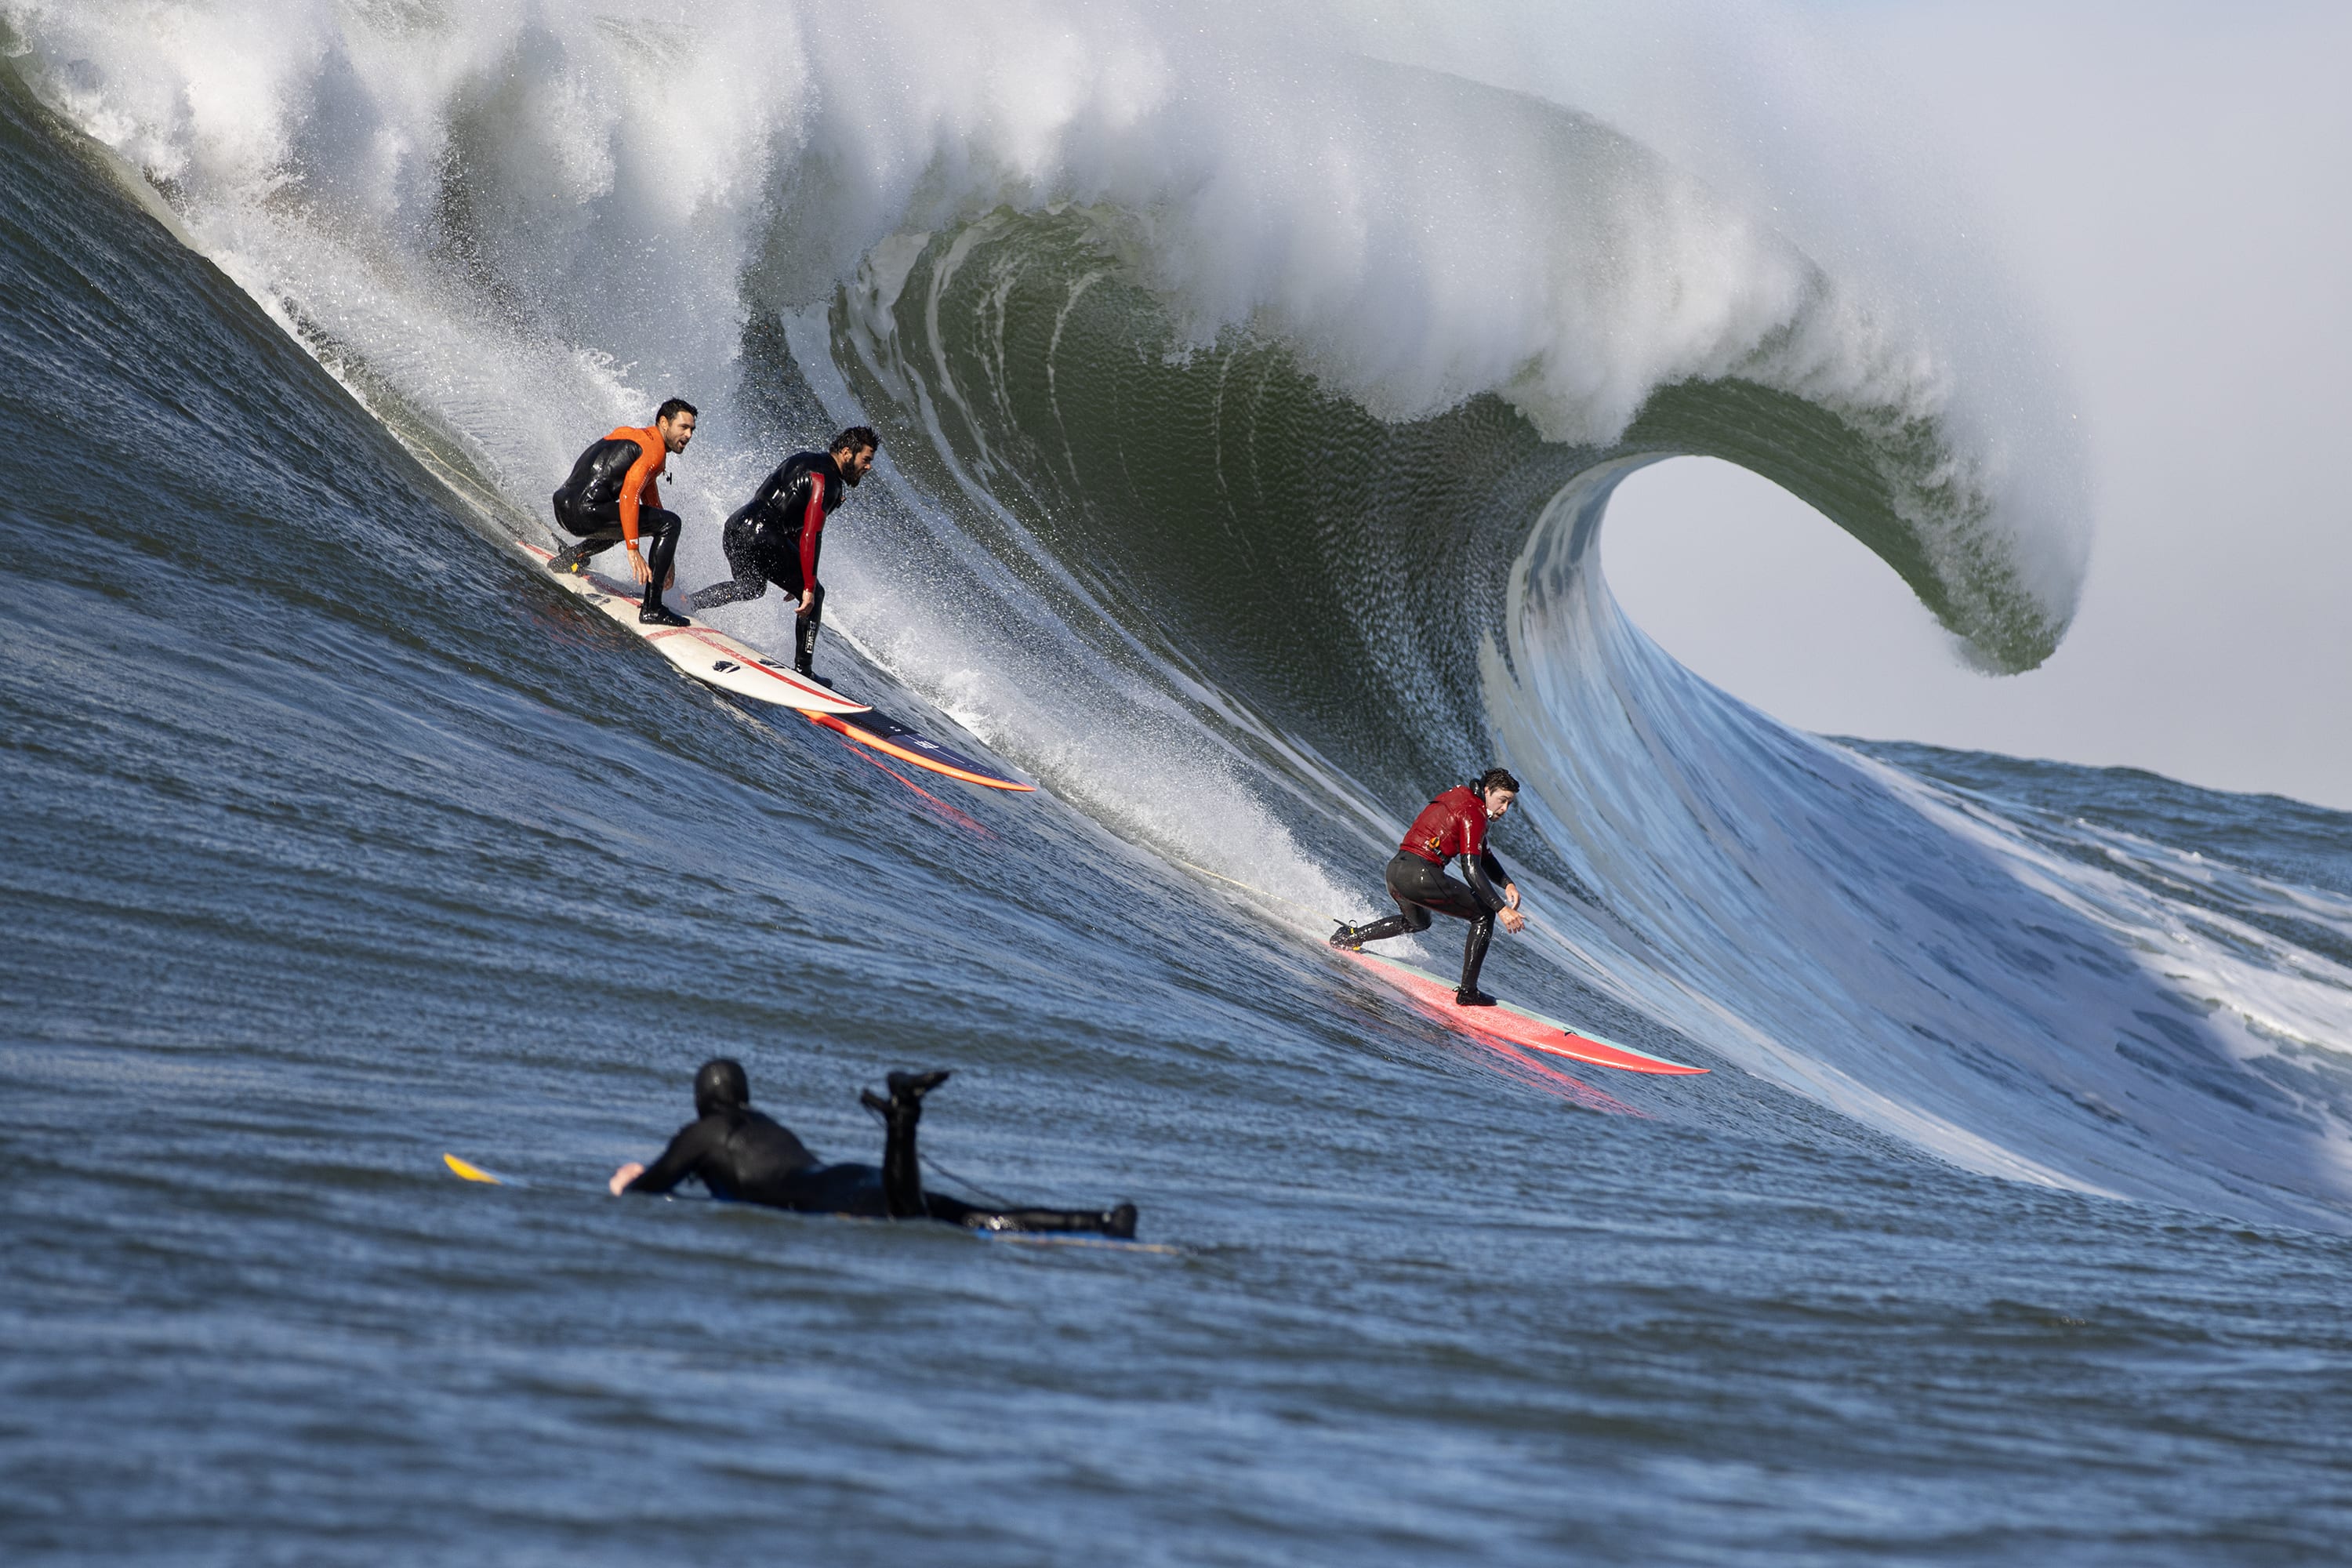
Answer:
[1455,987,1497,1007]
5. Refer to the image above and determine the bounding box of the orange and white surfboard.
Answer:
[520,541,869,716]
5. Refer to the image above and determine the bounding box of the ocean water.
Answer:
[3,7,2350,1563]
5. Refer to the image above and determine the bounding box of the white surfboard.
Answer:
[519,542,869,717]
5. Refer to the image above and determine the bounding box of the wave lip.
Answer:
[5,0,2082,670]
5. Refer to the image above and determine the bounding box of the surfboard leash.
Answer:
[919,1155,1021,1210]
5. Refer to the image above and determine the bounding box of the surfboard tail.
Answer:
[807,710,1036,792]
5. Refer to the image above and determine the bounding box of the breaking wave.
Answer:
[13,0,2352,1229]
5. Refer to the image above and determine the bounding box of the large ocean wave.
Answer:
[12,0,2352,1229]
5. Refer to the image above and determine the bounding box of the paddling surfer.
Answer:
[1330,768,1526,1006]
[549,398,698,626]
[685,426,879,682]
[609,1058,1140,1239]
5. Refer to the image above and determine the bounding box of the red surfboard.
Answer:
[1342,948,1708,1076]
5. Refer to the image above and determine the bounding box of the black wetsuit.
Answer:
[550,430,683,593]
[686,450,844,673]
[622,1094,1128,1235]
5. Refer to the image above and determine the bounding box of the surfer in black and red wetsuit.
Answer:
[609,1058,1139,1239]
[685,426,879,682]
[549,397,698,626]
[1330,768,1526,1006]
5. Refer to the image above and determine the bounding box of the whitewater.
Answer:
[4,3,2350,1563]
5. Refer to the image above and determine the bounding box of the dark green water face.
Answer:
[4,60,2351,1568]
[800,210,2059,814]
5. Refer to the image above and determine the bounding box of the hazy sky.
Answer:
[1602,2,2352,808]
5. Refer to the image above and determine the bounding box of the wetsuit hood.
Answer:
[694,1058,750,1118]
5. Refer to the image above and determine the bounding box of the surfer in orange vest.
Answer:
[1330,767,1526,1006]
[549,397,698,626]
[609,1058,1140,1238]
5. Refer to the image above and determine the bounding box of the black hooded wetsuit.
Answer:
[619,1066,1130,1235]
[686,449,844,673]
[619,1102,898,1214]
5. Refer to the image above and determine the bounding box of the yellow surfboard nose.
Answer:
[443,1152,504,1185]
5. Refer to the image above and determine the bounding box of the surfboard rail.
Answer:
[520,539,1035,790]
[1342,948,1709,1076]
[517,541,869,716]
[806,710,1036,793]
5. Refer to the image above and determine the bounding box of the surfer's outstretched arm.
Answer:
[1458,850,1504,911]
[1458,851,1526,935]
[612,1116,723,1196]
[1479,848,1518,906]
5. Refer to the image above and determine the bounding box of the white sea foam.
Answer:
[5,0,2085,625]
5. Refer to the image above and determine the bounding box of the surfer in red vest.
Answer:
[549,397,698,626]
[609,1058,1139,1238]
[1330,768,1526,1006]
[684,426,879,682]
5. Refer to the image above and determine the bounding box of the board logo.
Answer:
[712,660,739,673]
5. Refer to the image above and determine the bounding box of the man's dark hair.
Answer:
[656,397,699,424]
[1475,767,1521,796]
[830,425,880,456]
